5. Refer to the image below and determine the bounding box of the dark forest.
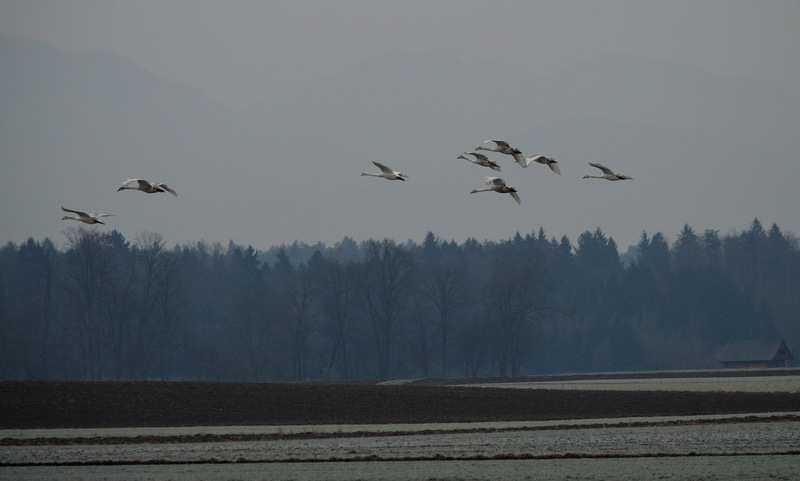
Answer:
[1,218,797,381]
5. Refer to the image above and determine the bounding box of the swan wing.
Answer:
[155,183,178,196]
[90,213,115,218]
[530,156,561,174]
[588,162,614,175]
[65,207,93,220]
[511,151,528,166]
[61,206,89,218]
[125,178,152,188]
[509,191,521,205]
[486,176,506,188]
[483,139,510,149]
[468,152,490,162]
[372,161,395,175]
[119,178,141,188]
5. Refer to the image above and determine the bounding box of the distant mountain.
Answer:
[2,34,798,250]
[526,52,800,150]
[0,33,239,245]
[243,49,534,157]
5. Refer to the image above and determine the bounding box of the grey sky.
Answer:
[2,1,800,252]
[2,1,799,110]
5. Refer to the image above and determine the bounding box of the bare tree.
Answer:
[16,238,61,377]
[126,232,166,377]
[283,263,319,381]
[361,239,416,378]
[404,297,435,377]
[420,261,469,376]
[104,235,136,379]
[316,255,362,379]
[155,248,184,379]
[63,227,113,379]
[227,245,269,381]
[483,246,549,376]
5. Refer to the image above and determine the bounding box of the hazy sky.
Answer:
[2,1,799,110]
[2,1,800,252]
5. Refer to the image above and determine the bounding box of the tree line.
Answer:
[0,218,797,381]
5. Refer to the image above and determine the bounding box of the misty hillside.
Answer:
[528,52,800,149]
[2,33,799,250]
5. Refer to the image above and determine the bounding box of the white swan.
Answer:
[475,139,527,166]
[469,176,521,205]
[118,178,177,196]
[61,206,114,225]
[457,152,501,172]
[361,161,408,181]
[583,162,632,181]
[526,155,561,174]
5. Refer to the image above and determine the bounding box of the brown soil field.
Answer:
[2,370,799,431]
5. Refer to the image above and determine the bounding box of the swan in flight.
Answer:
[526,155,561,174]
[582,162,632,181]
[61,206,114,225]
[457,152,501,172]
[117,178,177,196]
[361,161,408,181]
[469,176,521,205]
[475,139,527,166]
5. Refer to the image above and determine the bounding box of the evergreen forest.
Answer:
[1,218,797,381]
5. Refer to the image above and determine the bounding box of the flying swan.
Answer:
[582,162,632,181]
[117,178,178,196]
[61,206,114,225]
[469,176,521,205]
[457,152,501,172]
[361,161,408,181]
[475,139,527,167]
[526,155,561,174]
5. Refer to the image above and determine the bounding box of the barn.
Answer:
[715,340,794,368]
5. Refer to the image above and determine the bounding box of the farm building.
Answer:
[715,340,793,368]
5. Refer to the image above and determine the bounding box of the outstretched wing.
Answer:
[588,162,614,175]
[61,206,89,218]
[120,178,149,188]
[372,161,394,175]
[512,151,528,167]
[485,176,503,187]
[509,191,521,205]
[484,139,511,149]
[468,152,490,162]
[490,177,512,189]
[155,183,177,196]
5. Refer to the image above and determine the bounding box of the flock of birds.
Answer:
[62,141,631,225]
[362,139,633,205]
[60,178,177,225]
